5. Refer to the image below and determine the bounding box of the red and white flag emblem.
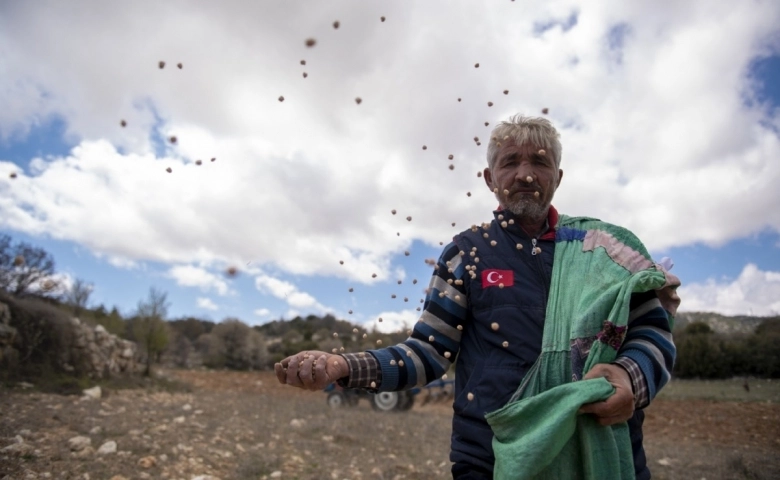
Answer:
[481,269,514,287]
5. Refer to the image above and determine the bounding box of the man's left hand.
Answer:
[578,363,635,426]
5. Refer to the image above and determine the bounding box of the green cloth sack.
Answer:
[485,215,675,480]
[486,377,632,479]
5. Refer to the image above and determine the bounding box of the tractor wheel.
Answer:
[327,392,347,409]
[397,391,415,411]
[371,391,400,411]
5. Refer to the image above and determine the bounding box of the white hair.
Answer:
[486,115,562,171]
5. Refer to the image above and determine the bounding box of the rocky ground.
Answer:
[1,369,779,480]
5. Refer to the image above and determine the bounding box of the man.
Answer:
[275,115,679,479]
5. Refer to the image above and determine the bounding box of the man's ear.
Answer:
[483,168,493,191]
[557,169,564,188]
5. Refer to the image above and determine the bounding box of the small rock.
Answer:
[191,476,221,480]
[109,476,129,480]
[138,455,157,468]
[182,404,192,411]
[82,386,101,400]
[1,442,35,455]
[173,416,186,423]
[657,458,672,466]
[89,426,102,434]
[18,429,31,438]
[97,440,117,455]
[270,472,282,479]
[72,446,95,458]
[68,436,92,451]
[18,381,34,389]
[290,418,305,428]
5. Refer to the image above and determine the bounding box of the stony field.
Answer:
[1,370,779,480]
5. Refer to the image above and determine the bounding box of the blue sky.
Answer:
[1,1,779,330]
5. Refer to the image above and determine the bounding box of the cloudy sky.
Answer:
[1,0,779,331]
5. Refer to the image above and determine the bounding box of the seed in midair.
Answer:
[355,97,362,105]
[503,189,509,195]
[333,332,339,338]
[120,120,127,127]
[353,328,359,333]
[412,279,418,284]
[363,333,367,339]
[457,325,463,331]
[278,96,285,102]
[380,16,386,22]
[12,255,24,266]
[9,172,17,179]
[300,60,306,65]
[487,101,493,107]
[195,159,202,166]
[398,360,405,366]
[477,142,482,146]
[348,310,353,314]
[158,61,165,69]
[467,192,472,197]
[526,175,533,183]
[508,219,514,224]
[501,221,508,228]
[372,273,377,278]
[404,251,410,256]
[339,260,344,265]
[542,107,549,114]
[503,90,509,95]
[378,317,383,322]
[390,360,396,366]
[340,346,345,352]
[333,20,340,29]
[332,348,338,353]
[370,381,377,388]
[416,307,421,311]
[538,149,546,155]
[391,209,397,215]
[177,62,183,69]
[305,38,317,47]
[302,72,308,78]
[169,136,177,144]
[534,191,540,198]
[348,287,354,292]
[391,294,396,299]
[490,240,497,247]
[467,392,474,401]
[444,351,451,359]
[422,145,427,150]
[376,339,383,345]
[428,335,435,342]
[502,341,509,348]
[210,157,216,162]
[449,165,454,170]
[474,63,480,68]
[448,154,454,160]
[406,216,412,221]
[485,121,489,126]
[166,167,172,173]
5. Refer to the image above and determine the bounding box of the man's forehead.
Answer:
[498,141,543,156]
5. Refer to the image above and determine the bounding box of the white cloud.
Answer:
[196,297,218,311]
[370,309,418,334]
[0,0,779,304]
[168,265,230,296]
[677,263,780,316]
[254,308,271,317]
[255,275,330,314]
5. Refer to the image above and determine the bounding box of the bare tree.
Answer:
[0,234,58,297]
[65,278,93,319]
[132,287,171,376]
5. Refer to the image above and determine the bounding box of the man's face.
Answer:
[483,141,563,220]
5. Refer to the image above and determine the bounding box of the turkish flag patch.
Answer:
[481,269,514,287]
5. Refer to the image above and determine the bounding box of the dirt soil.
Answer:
[1,369,779,480]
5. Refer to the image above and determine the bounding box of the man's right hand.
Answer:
[274,351,349,391]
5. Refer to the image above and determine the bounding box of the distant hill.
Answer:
[674,311,776,335]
